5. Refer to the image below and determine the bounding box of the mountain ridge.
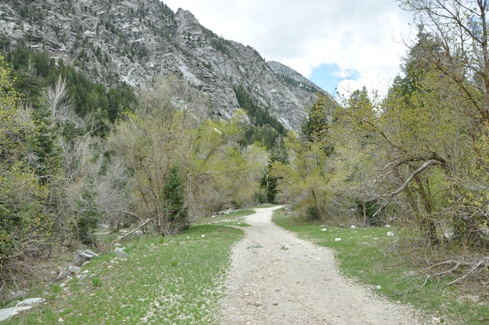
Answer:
[0,0,326,132]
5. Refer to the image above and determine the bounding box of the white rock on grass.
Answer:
[321,228,327,232]
[0,298,45,322]
[334,238,342,242]
[114,247,128,258]
[387,231,394,237]
[73,250,98,267]
[16,298,44,307]
[84,250,98,258]
[0,306,32,322]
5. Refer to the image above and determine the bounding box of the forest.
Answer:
[2,0,489,300]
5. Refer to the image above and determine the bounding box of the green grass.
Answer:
[5,224,243,325]
[91,277,102,288]
[273,209,489,325]
[195,209,255,227]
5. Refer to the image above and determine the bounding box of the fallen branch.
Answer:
[449,258,489,285]
[426,257,489,285]
[112,218,155,244]
[430,259,466,277]
[105,211,146,235]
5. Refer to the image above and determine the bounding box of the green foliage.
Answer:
[210,36,230,55]
[241,124,281,150]
[258,137,288,203]
[3,44,136,132]
[31,97,61,181]
[233,84,285,149]
[268,93,340,215]
[109,103,194,235]
[107,77,263,234]
[0,55,56,285]
[303,205,321,221]
[234,84,285,133]
[74,190,100,246]
[162,165,189,231]
[190,117,266,216]
[302,93,337,155]
[270,132,333,219]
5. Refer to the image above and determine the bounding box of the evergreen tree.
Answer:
[259,136,288,203]
[302,94,337,155]
[162,165,189,230]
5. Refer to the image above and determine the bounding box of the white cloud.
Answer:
[162,0,414,95]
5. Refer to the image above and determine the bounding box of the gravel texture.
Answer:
[220,207,430,325]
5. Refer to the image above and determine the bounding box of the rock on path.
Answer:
[220,207,428,325]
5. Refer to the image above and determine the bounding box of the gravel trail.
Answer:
[219,207,428,325]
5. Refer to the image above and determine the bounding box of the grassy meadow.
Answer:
[3,211,252,325]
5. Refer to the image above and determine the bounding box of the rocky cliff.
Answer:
[0,0,326,132]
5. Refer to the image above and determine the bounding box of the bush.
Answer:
[304,206,321,222]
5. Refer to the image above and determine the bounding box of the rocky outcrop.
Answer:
[0,0,327,131]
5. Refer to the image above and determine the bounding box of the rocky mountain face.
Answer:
[0,0,325,132]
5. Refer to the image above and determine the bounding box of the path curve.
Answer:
[219,207,428,325]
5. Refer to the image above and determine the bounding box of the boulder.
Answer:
[56,269,69,281]
[67,266,82,274]
[73,250,98,267]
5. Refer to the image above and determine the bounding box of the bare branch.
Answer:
[424,256,489,285]
[373,159,443,217]
[112,218,155,243]
[46,76,74,125]
[113,210,145,221]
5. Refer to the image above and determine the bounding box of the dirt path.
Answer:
[219,207,429,325]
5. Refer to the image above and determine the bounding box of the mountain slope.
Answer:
[0,0,325,132]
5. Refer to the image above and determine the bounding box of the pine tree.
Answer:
[302,94,337,155]
[259,136,288,203]
[162,165,189,232]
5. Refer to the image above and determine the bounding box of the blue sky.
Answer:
[309,64,361,94]
[163,0,413,96]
